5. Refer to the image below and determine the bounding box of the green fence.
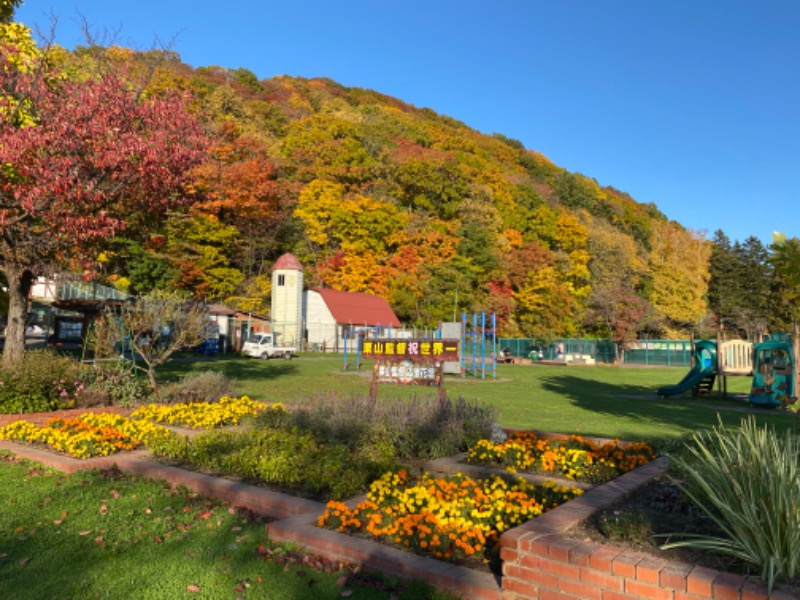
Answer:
[623,340,693,367]
[496,338,693,367]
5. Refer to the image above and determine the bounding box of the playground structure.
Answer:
[657,332,798,407]
[750,335,795,407]
[656,339,721,397]
[460,312,498,379]
[657,337,755,398]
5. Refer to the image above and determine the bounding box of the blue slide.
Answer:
[657,366,716,397]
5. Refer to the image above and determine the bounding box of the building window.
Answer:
[277,274,285,286]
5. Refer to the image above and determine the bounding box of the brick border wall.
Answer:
[499,457,799,600]
[267,513,503,600]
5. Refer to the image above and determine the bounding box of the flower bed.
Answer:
[0,412,169,459]
[0,396,278,459]
[318,469,583,567]
[130,396,285,429]
[465,431,655,482]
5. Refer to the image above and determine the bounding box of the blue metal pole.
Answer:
[472,313,478,377]
[492,313,497,379]
[481,311,486,380]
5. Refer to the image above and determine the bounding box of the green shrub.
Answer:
[0,385,58,414]
[302,444,382,499]
[662,417,800,592]
[146,427,393,501]
[79,360,152,408]
[158,370,238,404]
[0,350,83,413]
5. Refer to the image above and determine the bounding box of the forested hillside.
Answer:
[56,46,717,340]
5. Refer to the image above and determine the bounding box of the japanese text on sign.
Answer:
[375,360,439,384]
[361,339,459,363]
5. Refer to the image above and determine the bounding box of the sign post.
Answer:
[362,338,459,402]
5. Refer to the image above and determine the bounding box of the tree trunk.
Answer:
[146,367,159,395]
[1,264,33,367]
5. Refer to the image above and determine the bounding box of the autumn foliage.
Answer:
[2,25,720,344]
[0,34,208,363]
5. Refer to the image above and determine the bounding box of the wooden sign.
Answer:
[364,339,458,400]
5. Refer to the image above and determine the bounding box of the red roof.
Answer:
[272,253,304,272]
[312,288,402,328]
[207,304,236,316]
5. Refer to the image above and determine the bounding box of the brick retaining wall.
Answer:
[499,457,799,600]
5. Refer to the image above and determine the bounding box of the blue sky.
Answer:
[19,1,799,245]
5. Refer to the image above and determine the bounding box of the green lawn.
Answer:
[160,353,795,443]
[0,453,455,600]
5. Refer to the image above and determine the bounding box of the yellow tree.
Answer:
[294,179,407,291]
[523,206,591,332]
[515,266,576,339]
[584,216,650,345]
[165,213,244,301]
[648,221,711,337]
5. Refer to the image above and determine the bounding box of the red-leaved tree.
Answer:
[0,44,209,364]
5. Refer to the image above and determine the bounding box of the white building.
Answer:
[304,287,403,352]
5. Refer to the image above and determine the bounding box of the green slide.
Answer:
[657,366,716,397]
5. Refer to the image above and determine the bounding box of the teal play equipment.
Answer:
[657,339,718,397]
[657,332,795,407]
[749,335,795,407]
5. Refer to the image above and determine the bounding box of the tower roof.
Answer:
[271,253,304,272]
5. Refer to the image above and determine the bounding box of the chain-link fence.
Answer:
[496,338,693,366]
[623,340,693,367]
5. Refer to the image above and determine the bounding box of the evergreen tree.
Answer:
[733,236,771,339]
[707,230,740,331]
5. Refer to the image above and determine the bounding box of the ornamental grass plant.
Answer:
[276,393,497,461]
[661,416,800,592]
[156,370,238,404]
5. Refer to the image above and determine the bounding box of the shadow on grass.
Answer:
[158,354,299,385]
[537,372,793,443]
